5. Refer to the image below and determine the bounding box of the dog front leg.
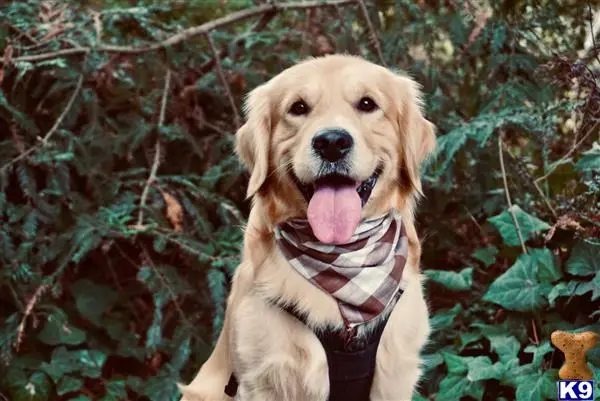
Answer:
[178,302,233,401]
[179,263,256,401]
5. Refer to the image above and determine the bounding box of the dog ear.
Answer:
[235,83,272,198]
[392,74,436,196]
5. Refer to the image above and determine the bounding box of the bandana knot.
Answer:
[274,212,408,327]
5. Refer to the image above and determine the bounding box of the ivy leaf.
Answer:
[126,376,144,394]
[488,335,521,363]
[471,318,529,344]
[575,141,600,172]
[56,375,83,396]
[530,248,562,283]
[515,369,557,401]
[12,371,52,401]
[488,205,551,247]
[40,346,107,383]
[524,341,553,368]
[442,351,470,374]
[69,279,118,325]
[430,304,463,330]
[37,308,86,346]
[425,267,473,291]
[437,373,485,401]
[422,353,444,372]
[566,240,600,276]
[3,368,52,401]
[548,281,580,306]
[483,253,552,311]
[100,379,128,401]
[467,356,507,381]
[471,246,499,267]
[588,348,600,368]
[576,272,600,301]
[435,375,468,400]
[459,332,483,350]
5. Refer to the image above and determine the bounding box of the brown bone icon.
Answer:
[551,330,599,380]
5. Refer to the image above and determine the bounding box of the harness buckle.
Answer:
[342,325,358,351]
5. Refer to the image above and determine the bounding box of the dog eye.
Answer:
[356,96,378,112]
[288,100,310,116]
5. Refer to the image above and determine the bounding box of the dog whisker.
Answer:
[270,159,294,178]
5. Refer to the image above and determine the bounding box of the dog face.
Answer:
[236,55,436,244]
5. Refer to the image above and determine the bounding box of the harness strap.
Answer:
[223,290,402,400]
[224,374,238,397]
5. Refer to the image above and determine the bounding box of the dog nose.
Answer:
[312,129,354,162]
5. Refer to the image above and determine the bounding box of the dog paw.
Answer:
[177,382,232,401]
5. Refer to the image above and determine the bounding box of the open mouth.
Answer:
[292,166,382,245]
[294,166,382,207]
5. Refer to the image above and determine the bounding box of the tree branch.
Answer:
[498,134,528,254]
[207,32,241,129]
[9,0,357,64]
[356,0,386,66]
[502,142,558,219]
[136,69,171,230]
[14,284,50,351]
[0,74,85,173]
[535,119,599,183]
[198,9,277,76]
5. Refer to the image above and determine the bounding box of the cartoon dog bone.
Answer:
[551,330,599,380]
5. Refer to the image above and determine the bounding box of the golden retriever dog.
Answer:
[179,54,436,401]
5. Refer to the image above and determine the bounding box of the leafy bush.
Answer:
[0,1,598,400]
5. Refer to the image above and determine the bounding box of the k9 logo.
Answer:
[557,380,595,401]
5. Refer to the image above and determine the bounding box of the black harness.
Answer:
[224,290,402,401]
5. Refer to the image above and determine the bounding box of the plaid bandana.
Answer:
[274,212,408,327]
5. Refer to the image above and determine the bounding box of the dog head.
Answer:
[236,55,436,244]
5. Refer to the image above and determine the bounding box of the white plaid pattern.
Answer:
[274,212,408,327]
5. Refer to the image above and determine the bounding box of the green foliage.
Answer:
[488,206,551,247]
[483,252,554,312]
[405,0,600,398]
[36,309,87,346]
[567,240,600,276]
[426,267,473,291]
[0,0,599,400]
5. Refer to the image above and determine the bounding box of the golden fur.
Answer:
[179,54,436,401]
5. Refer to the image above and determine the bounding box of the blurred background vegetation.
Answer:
[0,0,599,400]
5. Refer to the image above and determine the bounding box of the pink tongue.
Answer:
[307,184,361,244]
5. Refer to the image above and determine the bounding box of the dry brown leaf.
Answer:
[229,72,247,91]
[3,44,13,66]
[160,189,184,232]
[545,214,584,242]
